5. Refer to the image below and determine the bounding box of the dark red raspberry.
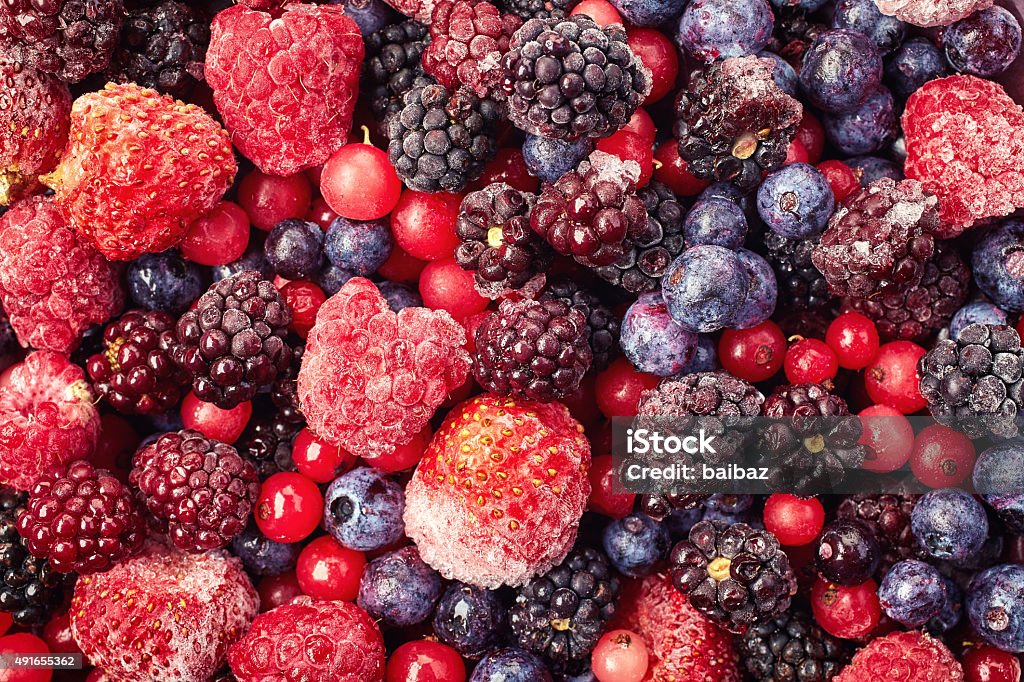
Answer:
[130,429,260,552]
[17,460,146,574]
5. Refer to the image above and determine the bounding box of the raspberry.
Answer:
[902,75,1024,234]
[403,394,591,588]
[0,196,124,354]
[297,278,471,460]
[227,596,385,681]
[41,83,235,261]
[206,4,363,177]
[381,0,438,22]
[873,0,992,27]
[0,351,99,491]
[0,54,71,206]
[422,0,522,99]
[834,630,964,681]
[131,429,260,552]
[71,542,258,682]
[17,460,146,574]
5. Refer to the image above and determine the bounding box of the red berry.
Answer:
[764,494,825,546]
[255,472,324,544]
[817,160,860,202]
[963,644,1022,682]
[0,611,11,637]
[91,413,139,482]
[794,111,825,164]
[391,190,462,261]
[592,629,649,682]
[180,391,252,445]
[256,571,303,613]
[910,424,976,488]
[321,131,402,221]
[237,169,312,231]
[826,311,880,370]
[864,341,927,414]
[469,148,539,194]
[378,243,428,284]
[292,427,355,483]
[596,130,654,187]
[42,610,79,655]
[570,0,623,25]
[784,337,838,385]
[279,280,326,338]
[858,404,915,473]
[296,535,365,602]
[418,257,489,320]
[180,201,250,266]
[810,578,881,640]
[595,357,660,418]
[653,140,711,196]
[0,633,52,682]
[622,108,656,145]
[306,196,339,230]
[719,321,786,383]
[626,28,678,105]
[370,424,432,473]
[386,640,467,682]
[588,454,636,520]
[784,138,810,164]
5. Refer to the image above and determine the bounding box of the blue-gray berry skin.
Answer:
[378,281,423,312]
[927,574,963,634]
[878,559,947,627]
[621,291,698,377]
[522,135,594,184]
[127,250,205,315]
[609,0,686,26]
[973,221,1024,313]
[768,0,828,10]
[823,87,897,156]
[316,264,354,296]
[666,506,704,540]
[832,0,906,54]
[884,37,948,99]
[846,155,904,186]
[799,30,882,114]
[756,163,835,239]
[662,245,750,333]
[757,50,799,96]
[470,648,553,682]
[973,439,1024,533]
[265,219,326,280]
[602,513,671,577]
[943,6,1022,77]
[433,583,506,657]
[323,467,405,552]
[328,0,398,35]
[967,564,1024,653]
[676,0,774,63]
[911,488,989,563]
[680,334,719,374]
[213,238,274,282]
[230,523,300,577]
[357,546,442,627]
[684,197,748,249]
[324,216,392,277]
[950,301,1008,339]
[731,248,777,330]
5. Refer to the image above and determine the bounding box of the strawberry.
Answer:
[403,394,591,589]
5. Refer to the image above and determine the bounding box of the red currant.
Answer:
[826,311,880,370]
[255,472,324,544]
[293,427,355,483]
[857,404,914,473]
[622,108,656,145]
[817,160,860,202]
[0,633,51,682]
[570,0,622,25]
[910,424,976,488]
[653,140,711,196]
[378,243,427,284]
[784,138,810,164]
[386,640,466,682]
[280,280,326,338]
[180,392,251,445]
[719,321,786,383]
[295,535,365,602]
[391,190,462,261]
[764,494,825,546]
[237,169,312,231]
[306,196,339,230]
[963,644,1022,682]
[370,424,432,473]
[784,337,838,385]
[626,27,678,104]
[257,572,303,612]
[864,341,927,414]
[181,201,250,266]
[320,128,402,221]
[794,111,825,164]
[810,577,881,640]
[469,148,538,194]
[419,257,489,320]
[588,454,636,520]
[595,357,660,418]
[591,629,649,682]
[596,130,654,187]
[42,610,79,655]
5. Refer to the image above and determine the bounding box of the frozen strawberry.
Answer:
[228,596,385,682]
[205,4,363,177]
[403,394,591,589]
[297,277,471,460]
[0,351,99,491]
[71,542,258,682]
[835,630,964,681]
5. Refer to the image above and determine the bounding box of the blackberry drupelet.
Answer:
[499,0,578,20]
[837,494,924,574]
[86,309,189,416]
[172,270,292,410]
[270,341,304,421]
[673,56,803,192]
[388,82,500,193]
[473,297,593,402]
[362,19,430,128]
[509,546,620,671]
[761,231,833,312]
[740,607,850,681]
[501,15,651,140]
[669,519,797,634]
[237,407,302,479]
[918,323,1024,438]
[770,7,828,63]
[592,181,687,295]
[540,277,620,372]
[105,0,208,96]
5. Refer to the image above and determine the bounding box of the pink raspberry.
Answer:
[380,0,437,23]
[0,196,124,353]
[297,277,471,460]
[835,630,964,681]
[228,596,385,681]
[873,0,992,27]
[0,350,100,491]
[902,75,1024,235]
[206,4,364,177]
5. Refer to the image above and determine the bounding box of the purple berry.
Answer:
[662,245,750,333]
[676,0,774,63]
[823,87,897,156]
[799,29,882,114]
[832,0,907,54]
[943,6,1022,77]
[602,512,671,577]
[264,218,326,280]
[973,220,1024,313]
[731,248,778,330]
[357,545,442,627]
[324,216,393,277]
[470,648,553,682]
[433,583,505,657]
[911,488,988,563]
[522,135,594,184]
[620,291,698,376]
[756,163,835,239]
[323,467,406,552]
[231,523,301,577]
[878,559,947,627]
[967,564,1024,653]
[127,251,204,315]
[973,440,1024,533]
[884,37,948,99]
[950,302,1009,339]
[684,197,748,249]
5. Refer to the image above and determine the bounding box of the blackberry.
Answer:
[473,297,593,402]
[501,15,650,141]
[270,341,304,421]
[0,489,71,626]
[172,270,293,410]
[509,546,620,671]
[673,56,802,192]
[104,0,208,96]
[769,7,828,63]
[17,460,145,575]
[836,494,924,575]
[387,82,500,193]
[761,231,833,312]
[362,19,430,128]
[669,519,797,634]
[86,309,189,416]
[498,0,577,20]
[592,181,687,295]
[811,178,938,299]
[237,407,302,479]
[455,182,552,299]
[918,323,1024,438]
[540,277,619,371]
[740,608,850,681]
[130,429,260,552]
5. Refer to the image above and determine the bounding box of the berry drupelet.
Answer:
[362,19,431,127]
[740,607,851,682]
[540,277,620,372]
[236,408,302,480]
[172,270,292,410]
[499,0,578,20]
[760,231,834,312]
[837,494,924,575]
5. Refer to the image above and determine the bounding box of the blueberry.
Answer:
[378,281,423,311]
[661,245,750,333]
[324,216,393,277]
[357,545,442,627]
[973,440,1024,533]
[433,583,505,657]
[757,50,799,96]
[127,250,205,315]
[676,0,774,63]
[470,648,553,682]
[680,334,719,374]
[911,488,988,563]
[845,155,904,185]
[972,220,1024,313]
[316,264,354,296]
[608,0,686,26]
[756,163,835,239]
[264,219,325,280]
[327,0,397,34]
[620,291,698,377]
[950,301,1008,339]
[323,467,405,552]
[730,248,777,330]
[522,135,594,184]
[823,87,897,156]
[799,29,883,114]
[230,523,300,577]
[767,0,828,10]
[832,0,907,54]
[884,37,948,99]
[705,494,753,514]
[602,513,671,577]
[213,235,273,282]
[926,574,963,634]
[699,181,759,224]
[968,564,1024,652]
[878,559,947,627]
[665,506,704,540]
[943,6,1022,77]
[684,198,748,249]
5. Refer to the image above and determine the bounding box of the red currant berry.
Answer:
[306,196,339,230]
[864,341,927,414]
[588,454,635,520]
[626,27,678,104]
[386,640,466,682]
[293,427,355,483]
[419,257,489,320]
[622,108,656,145]
[295,535,365,602]
[570,0,622,25]
[596,130,653,187]
[181,201,250,266]
[391,190,462,261]
[469,148,538,194]
[963,644,1022,682]
[719,321,786,383]
[255,472,324,544]
[764,494,825,546]
[595,357,660,418]
[369,424,432,473]
[826,311,880,370]
[238,169,312,231]
[910,424,976,488]
[378,243,427,284]
[257,571,303,612]
[784,138,810,164]
[653,140,711,196]
[280,280,326,338]
[810,577,881,640]
[0,633,51,682]
[180,391,251,445]
[794,111,825,164]
[784,337,839,385]
[592,629,649,682]
[42,610,79,655]
[321,128,402,221]
[817,160,860,202]
[857,404,914,473]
